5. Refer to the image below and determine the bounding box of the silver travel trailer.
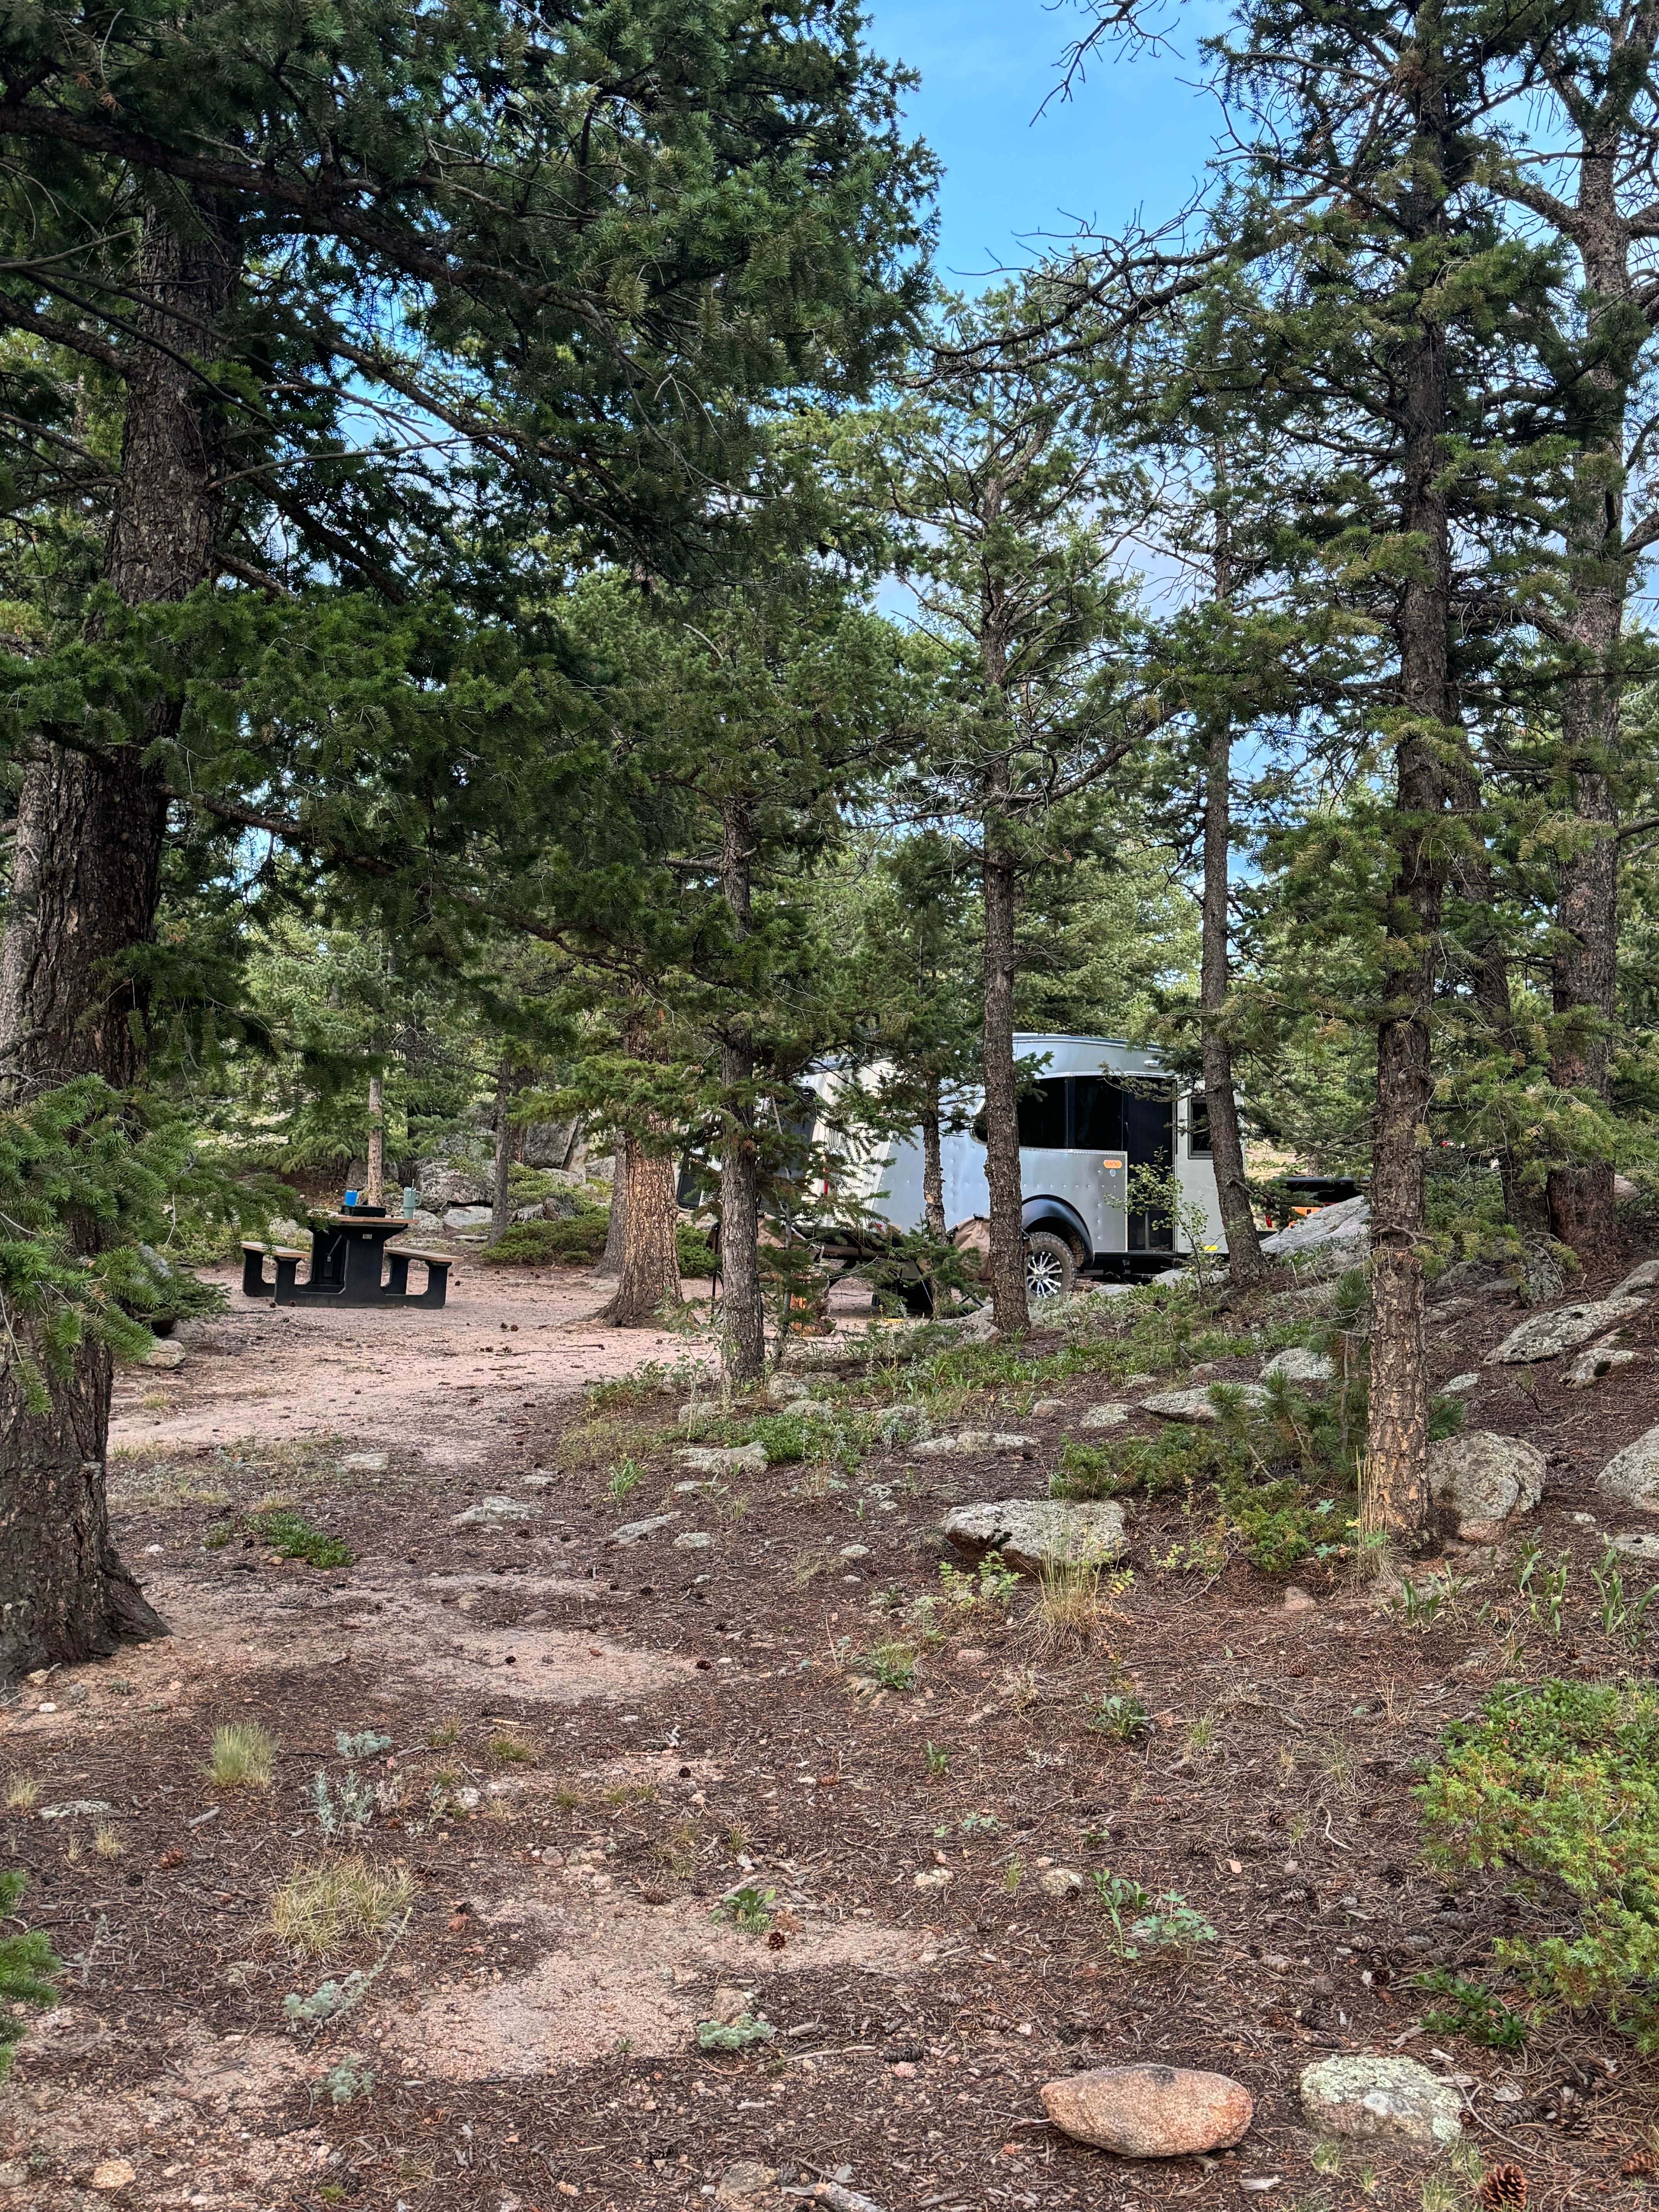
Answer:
[813,1034,1227,1298]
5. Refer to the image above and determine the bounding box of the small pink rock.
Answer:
[1042,2063,1254,2157]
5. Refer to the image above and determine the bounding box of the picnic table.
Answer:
[241,1207,451,1309]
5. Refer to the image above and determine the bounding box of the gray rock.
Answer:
[1597,1423,1659,1514]
[942,1497,1127,1575]
[1261,1347,1335,1384]
[443,1204,494,1231]
[512,1203,546,1223]
[1042,2064,1254,2157]
[1030,1398,1066,1418]
[876,1403,931,1447]
[1427,1430,1546,1540]
[419,1163,489,1207]
[611,1512,678,1545]
[1614,1530,1659,1560]
[451,1496,533,1526]
[913,1430,1035,1457]
[1078,1402,1131,1429]
[1299,2054,1462,2149]
[1487,1295,1648,1364]
[1614,1258,1659,1297]
[678,1400,720,1437]
[342,1451,388,1472]
[766,1374,809,1403]
[1283,1585,1316,1612]
[1261,1195,1370,1257]
[675,1441,768,1475]
[1143,1384,1269,1424]
[673,1530,713,1551]
[1037,1865,1084,1898]
[404,1208,442,1234]
[791,1399,836,1420]
[839,1543,869,1559]
[1565,1343,1640,1389]
[39,1799,113,1819]
[1441,1373,1479,1395]
[144,1340,185,1370]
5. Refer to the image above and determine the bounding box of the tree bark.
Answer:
[594,1139,630,1279]
[981,827,1029,1333]
[1363,58,1453,1550]
[1540,113,1634,1262]
[490,1059,516,1238]
[365,1074,385,1207]
[719,802,765,1381]
[0,188,240,1682]
[920,1079,946,1239]
[601,1136,682,1325]
[1197,489,1267,1284]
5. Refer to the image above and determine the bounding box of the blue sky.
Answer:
[866,0,1230,284]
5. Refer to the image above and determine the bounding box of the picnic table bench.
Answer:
[242,1209,451,1309]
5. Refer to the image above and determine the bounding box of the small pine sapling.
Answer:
[0,1872,59,2078]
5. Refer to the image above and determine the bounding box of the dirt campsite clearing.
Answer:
[7,1249,1659,2212]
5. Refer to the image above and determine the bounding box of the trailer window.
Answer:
[1072,1076,1121,1150]
[1015,1078,1067,1149]
[1188,1092,1212,1156]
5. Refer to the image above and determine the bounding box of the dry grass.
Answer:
[270,1854,413,1956]
[1025,1559,1120,1657]
[3,1775,40,1811]
[93,1823,124,1860]
[207,1721,280,1788]
[488,1734,536,1765]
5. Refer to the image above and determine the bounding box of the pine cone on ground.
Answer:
[1622,2148,1656,2181]
[1476,2165,1527,2210]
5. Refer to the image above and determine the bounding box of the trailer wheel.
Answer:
[1024,1230,1076,1299]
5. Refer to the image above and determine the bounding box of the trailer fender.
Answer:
[1021,1195,1092,1264]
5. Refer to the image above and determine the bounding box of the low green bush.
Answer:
[249,1507,352,1569]
[676,1223,716,1278]
[1419,1677,1659,2048]
[482,1210,609,1266]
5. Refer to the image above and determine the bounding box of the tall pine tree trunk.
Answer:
[981,823,1029,1334]
[719,802,765,1380]
[1364,70,1452,1547]
[490,1059,517,1238]
[365,1075,385,1207]
[601,1137,682,1326]
[1200,716,1266,1282]
[0,189,239,1681]
[1544,157,1630,1262]
[595,1142,630,1279]
[600,1008,683,1326]
[920,1079,946,1238]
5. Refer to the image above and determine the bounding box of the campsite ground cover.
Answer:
[6,1254,1659,2212]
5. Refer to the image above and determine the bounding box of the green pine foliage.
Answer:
[0,1080,239,1408]
[1419,1680,1659,2049]
[0,1872,60,2079]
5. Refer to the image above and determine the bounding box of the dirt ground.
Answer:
[110,1261,718,1467]
[7,1248,1659,2212]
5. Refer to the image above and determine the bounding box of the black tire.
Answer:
[1024,1229,1076,1300]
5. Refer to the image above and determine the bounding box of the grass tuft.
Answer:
[270,1853,412,1956]
[2,1778,40,1812]
[248,1507,351,1569]
[207,1721,280,1788]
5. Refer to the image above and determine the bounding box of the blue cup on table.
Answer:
[344,1188,358,1208]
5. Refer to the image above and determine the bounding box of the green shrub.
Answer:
[1052,1428,1216,1501]
[482,1211,609,1266]
[0,1872,59,2078]
[676,1223,716,1278]
[1419,1678,1659,2047]
[1414,1968,1528,2051]
[249,1507,352,1569]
